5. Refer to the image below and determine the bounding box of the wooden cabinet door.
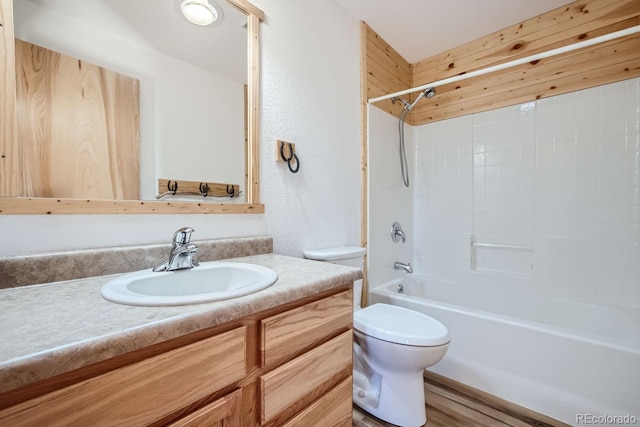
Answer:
[280,378,352,427]
[261,290,352,367]
[167,389,242,427]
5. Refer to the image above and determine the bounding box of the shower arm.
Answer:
[392,87,435,111]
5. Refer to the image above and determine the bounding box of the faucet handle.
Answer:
[391,222,406,243]
[172,227,195,245]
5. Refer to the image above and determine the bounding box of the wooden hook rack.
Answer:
[157,179,240,198]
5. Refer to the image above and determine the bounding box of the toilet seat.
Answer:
[354,303,449,346]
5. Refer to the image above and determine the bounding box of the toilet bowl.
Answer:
[303,247,450,427]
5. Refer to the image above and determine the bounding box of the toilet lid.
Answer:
[303,246,366,261]
[354,303,449,346]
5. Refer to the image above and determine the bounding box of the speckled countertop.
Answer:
[0,254,361,394]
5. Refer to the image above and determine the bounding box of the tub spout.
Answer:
[394,261,413,273]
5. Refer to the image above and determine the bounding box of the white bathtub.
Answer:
[369,276,640,426]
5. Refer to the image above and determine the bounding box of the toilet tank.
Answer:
[303,247,366,308]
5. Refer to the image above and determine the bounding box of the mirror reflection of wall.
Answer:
[13,0,248,202]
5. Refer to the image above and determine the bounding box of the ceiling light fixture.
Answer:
[181,0,219,26]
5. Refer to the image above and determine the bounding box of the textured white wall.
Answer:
[0,0,362,258]
[252,0,362,257]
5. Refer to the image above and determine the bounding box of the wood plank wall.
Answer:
[362,22,412,121]
[363,0,640,126]
[14,40,140,200]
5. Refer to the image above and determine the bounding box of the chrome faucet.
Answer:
[394,261,413,273]
[153,227,200,272]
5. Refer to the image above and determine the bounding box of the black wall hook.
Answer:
[287,152,300,173]
[167,180,178,195]
[199,182,209,197]
[279,141,300,174]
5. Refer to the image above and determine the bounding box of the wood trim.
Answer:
[0,0,20,197]
[246,12,260,205]
[226,0,264,22]
[424,371,571,427]
[0,197,265,214]
[359,21,369,307]
[244,84,249,200]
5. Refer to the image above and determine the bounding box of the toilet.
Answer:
[303,247,450,427]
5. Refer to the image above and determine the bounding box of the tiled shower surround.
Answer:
[369,77,640,310]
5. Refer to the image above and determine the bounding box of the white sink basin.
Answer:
[101,261,278,306]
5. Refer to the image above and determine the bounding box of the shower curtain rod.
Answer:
[368,25,640,104]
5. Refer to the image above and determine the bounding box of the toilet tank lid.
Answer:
[303,246,366,261]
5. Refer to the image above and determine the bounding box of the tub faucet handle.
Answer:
[391,222,406,243]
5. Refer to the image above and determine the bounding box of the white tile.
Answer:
[502,163,521,180]
[535,97,556,146]
[552,92,577,141]
[600,81,627,130]
[371,77,640,311]
[599,181,628,224]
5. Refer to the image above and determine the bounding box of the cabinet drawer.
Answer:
[259,330,352,424]
[280,377,352,427]
[0,327,247,427]
[261,290,352,366]
[167,389,241,427]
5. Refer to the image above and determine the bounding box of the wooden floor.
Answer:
[352,372,570,427]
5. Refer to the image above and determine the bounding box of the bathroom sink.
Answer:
[101,262,278,306]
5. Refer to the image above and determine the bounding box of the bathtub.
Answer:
[369,276,640,426]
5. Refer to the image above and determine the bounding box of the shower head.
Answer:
[409,87,436,109]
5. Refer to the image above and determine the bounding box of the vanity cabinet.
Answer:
[0,286,353,427]
[259,290,353,426]
[0,328,247,426]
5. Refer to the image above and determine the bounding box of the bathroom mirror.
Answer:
[0,0,264,214]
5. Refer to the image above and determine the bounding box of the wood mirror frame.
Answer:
[0,0,264,214]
